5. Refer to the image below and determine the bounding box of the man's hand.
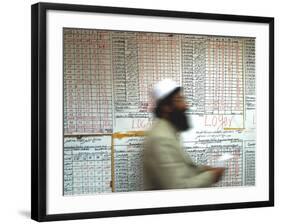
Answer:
[210,167,225,183]
[200,165,213,171]
[198,166,225,183]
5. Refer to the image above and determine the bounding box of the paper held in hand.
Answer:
[213,153,234,167]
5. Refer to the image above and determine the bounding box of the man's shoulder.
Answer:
[148,118,177,139]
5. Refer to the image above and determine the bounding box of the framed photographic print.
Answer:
[31,2,274,222]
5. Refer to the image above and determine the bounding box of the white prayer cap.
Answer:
[152,79,181,102]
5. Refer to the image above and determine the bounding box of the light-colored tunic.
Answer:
[143,118,214,190]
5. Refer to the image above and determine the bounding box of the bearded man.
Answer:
[143,79,224,190]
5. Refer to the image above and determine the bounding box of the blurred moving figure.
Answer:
[143,79,225,190]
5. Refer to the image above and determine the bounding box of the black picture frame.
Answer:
[31,2,274,222]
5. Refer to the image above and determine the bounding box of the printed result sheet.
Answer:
[63,28,256,195]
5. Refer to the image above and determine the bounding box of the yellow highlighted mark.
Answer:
[112,131,146,139]
[223,128,245,131]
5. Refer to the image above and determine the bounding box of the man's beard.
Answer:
[169,109,191,132]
